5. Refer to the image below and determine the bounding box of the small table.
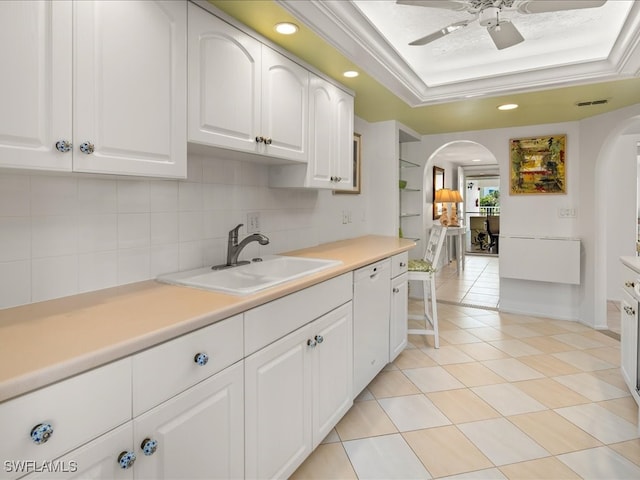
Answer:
[445,226,466,274]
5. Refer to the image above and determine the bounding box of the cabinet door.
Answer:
[23,423,134,480]
[187,3,261,153]
[389,274,408,362]
[307,76,354,189]
[261,47,308,162]
[307,76,334,187]
[73,0,186,178]
[620,291,638,393]
[133,362,244,480]
[311,303,353,448]
[0,0,72,172]
[245,325,312,479]
[332,87,355,189]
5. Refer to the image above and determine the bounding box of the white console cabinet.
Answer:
[0,0,187,178]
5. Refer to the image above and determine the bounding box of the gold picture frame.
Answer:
[510,134,566,194]
[334,133,362,194]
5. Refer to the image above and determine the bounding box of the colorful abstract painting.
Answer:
[510,135,566,194]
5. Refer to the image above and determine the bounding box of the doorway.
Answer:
[423,141,500,310]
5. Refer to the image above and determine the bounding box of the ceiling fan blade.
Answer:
[515,0,606,14]
[487,21,524,50]
[396,0,469,12]
[409,20,471,46]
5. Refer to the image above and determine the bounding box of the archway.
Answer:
[421,140,499,308]
[594,115,640,329]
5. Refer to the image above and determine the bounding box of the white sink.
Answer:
[157,255,342,295]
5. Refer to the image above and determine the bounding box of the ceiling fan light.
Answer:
[498,103,519,110]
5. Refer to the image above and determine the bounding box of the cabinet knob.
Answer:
[30,423,53,445]
[307,338,317,347]
[393,287,400,293]
[399,262,406,267]
[79,142,94,154]
[264,137,272,145]
[624,305,636,316]
[194,352,209,366]
[55,140,72,153]
[625,281,635,288]
[117,451,136,470]
[140,438,158,456]
[255,136,264,143]
[314,335,324,344]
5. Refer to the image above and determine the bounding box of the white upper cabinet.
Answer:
[73,1,186,177]
[0,0,187,178]
[306,75,354,189]
[0,1,72,172]
[187,3,261,153]
[188,4,308,163]
[260,48,308,162]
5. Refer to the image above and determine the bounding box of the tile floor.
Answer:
[290,266,640,479]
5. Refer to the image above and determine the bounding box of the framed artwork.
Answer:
[510,134,566,194]
[432,166,444,219]
[334,133,362,194]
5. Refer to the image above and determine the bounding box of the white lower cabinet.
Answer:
[244,302,353,479]
[621,289,638,394]
[390,273,409,362]
[24,424,134,480]
[133,362,244,480]
[389,253,409,362]
[0,359,131,480]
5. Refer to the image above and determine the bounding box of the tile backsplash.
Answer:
[0,155,367,308]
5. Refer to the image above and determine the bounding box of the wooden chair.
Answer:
[407,225,448,348]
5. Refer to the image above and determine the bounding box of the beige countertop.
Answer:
[0,235,415,403]
[621,256,640,274]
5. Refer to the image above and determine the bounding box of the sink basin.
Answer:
[157,255,342,295]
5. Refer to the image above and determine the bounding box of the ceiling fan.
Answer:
[398,0,607,50]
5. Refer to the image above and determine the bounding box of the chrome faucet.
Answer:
[219,223,269,268]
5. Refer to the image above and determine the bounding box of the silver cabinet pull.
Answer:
[624,305,636,316]
[625,281,635,288]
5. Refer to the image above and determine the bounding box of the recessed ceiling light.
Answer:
[274,22,298,35]
[497,103,519,111]
[472,159,482,162]
[343,71,359,78]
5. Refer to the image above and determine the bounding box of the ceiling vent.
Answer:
[575,99,609,107]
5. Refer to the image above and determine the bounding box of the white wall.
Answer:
[416,123,583,321]
[0,118,379,309]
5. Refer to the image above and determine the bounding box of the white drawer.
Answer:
[244,273,353,356]
[391,252,408,278]
[0,358,131,480]
[132,314,243,416]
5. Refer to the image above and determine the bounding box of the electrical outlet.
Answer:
[247,212,261,232]
[342,210,348,224]
[558,208,577,218]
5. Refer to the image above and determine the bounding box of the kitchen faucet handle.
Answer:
[229,223,243,238]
